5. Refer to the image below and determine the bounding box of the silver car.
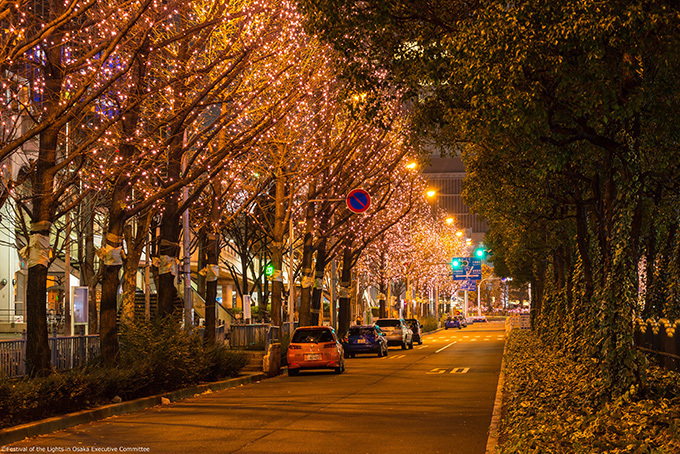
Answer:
[375,318,413,350]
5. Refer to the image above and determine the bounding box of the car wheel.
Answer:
[445,326,448,330]
[350,353,355,358]
[335,360,345,374]
[401,340,407,350]
[408,340,414,349]
[458,325,462,329]
[344,351,350,358]
[418,339,423,345]
[288,368,299,377]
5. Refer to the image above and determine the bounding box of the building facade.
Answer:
[422,156,488,246]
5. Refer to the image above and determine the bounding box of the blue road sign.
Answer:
[346,188,371,213]
[452,257,482,281]
[460,279,477,291]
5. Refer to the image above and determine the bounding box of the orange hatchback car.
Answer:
[287,326,345,376]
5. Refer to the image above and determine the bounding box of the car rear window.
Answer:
[405,320,418,329]
[349,327,375,336]
[375,319,400,327]
[292,329,334,343]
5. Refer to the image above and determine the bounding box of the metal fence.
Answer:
[230,323,274,349]
[0,334,100,378]
[634,318,680,372]
[505,314,531,332]
[2,323,296,378]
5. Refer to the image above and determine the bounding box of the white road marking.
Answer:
[435,341,457,353]
[386,354,406,359]
[450,367,470,374]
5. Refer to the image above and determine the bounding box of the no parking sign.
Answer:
[346,189,371,213]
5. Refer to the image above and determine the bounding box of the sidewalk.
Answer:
[0,372,266,446]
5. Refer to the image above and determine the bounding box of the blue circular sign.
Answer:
[346,189,371,213]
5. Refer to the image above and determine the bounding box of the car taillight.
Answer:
[288,345,302,350]
[323,343,336,348]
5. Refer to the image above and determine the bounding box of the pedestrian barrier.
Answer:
[505,314,531,332]
[230,323,274,349]
[634,318,680,372]
[0,333,100,378]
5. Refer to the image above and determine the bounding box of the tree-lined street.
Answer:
[7,324,505,454]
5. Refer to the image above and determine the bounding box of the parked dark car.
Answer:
[445,317,461,329]
[375,318,413,349]
[342,325,388,357]
[455,315,468,328]
[404,319,423,345]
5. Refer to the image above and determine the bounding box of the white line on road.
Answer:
[385,354,406,359]
[435,341,457,353]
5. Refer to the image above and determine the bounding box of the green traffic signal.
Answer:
[452,258,461,269]
[475,248,486,258]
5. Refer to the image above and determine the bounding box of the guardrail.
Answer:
[634,318,679,372]
[505,314,531,332]
[0,333,100,378]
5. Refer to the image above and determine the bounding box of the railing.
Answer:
[505,314,531,332]
[230,323,273,349]
[0,308,25,324]
[634,318,680,372]
[195,324,228,344]
[0,333,100,378]
[50,334,100,372]
[0,338,25,378]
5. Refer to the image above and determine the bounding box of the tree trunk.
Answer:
[26,262,51,376]
[204,231,218,345]
[121,213,154,324]
[270,174,286,328]
[575,203,594,306]
[299,230,315,326]
[337,240,353,339]
[310,238,327,326]
[157,200,182,318]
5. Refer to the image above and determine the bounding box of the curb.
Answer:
[485,331,508,454]
[0,372,267,446]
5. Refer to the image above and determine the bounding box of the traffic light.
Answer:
[451,258,469,270]
[474,247,486,259]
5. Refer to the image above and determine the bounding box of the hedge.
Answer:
[499,330,680,453]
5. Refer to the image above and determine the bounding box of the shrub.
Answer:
[0,319,246,429]
[499,330,680,453]
[420,316,439,333]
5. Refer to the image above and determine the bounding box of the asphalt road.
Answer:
[7,322,505,454]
